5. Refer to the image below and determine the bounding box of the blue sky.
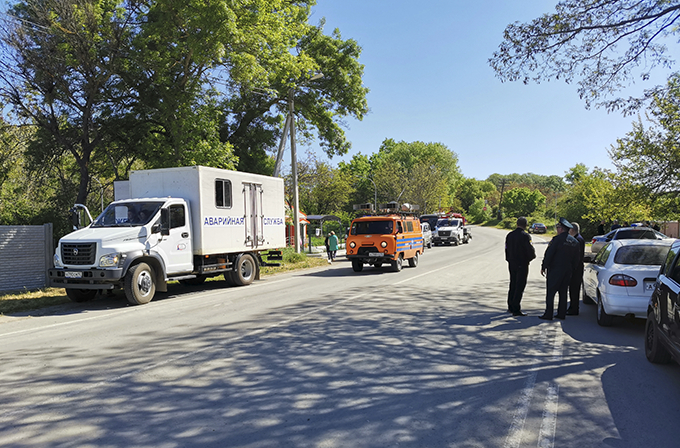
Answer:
[308,0,670,180]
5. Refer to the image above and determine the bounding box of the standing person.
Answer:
[539,218,580,320]
[324,233,331,264]
[328,231,339,262]
[597,220,606,235]
[610,219,621,231]
[505,217,536,316]
[567,222,585,316]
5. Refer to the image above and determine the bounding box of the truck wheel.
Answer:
[352,259,364,272]
[233,254,256,286]
[66,289,97,303]
[179,275,206,286]
[408,252,419,267]
[223,271,237,286]
[124,262,155,305]
[391,254,403,272]
[645,313,672,364]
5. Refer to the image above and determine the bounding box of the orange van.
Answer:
[345,214,423,272]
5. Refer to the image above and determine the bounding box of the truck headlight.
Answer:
[54,253,63,268]
[349,241,356,248]
[381,241,388,248]
[99,253,120,267]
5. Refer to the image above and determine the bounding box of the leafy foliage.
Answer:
[490,0,680,112]
[610,73,680,197]
[501,187,546,217]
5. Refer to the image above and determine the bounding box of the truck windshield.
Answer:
[352,221,393,235]
[92,202,164,227]
[437,219,460,227]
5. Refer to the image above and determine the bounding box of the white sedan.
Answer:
[582,239,674,326]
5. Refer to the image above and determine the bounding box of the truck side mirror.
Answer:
[70,208,80,230]
[160,208,170,236]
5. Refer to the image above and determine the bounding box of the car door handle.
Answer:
[182,232,189,238]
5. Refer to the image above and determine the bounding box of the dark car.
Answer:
[529,223,547,234]
[645,239,680,364]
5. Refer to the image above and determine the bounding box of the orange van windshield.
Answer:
[352,221,393,235]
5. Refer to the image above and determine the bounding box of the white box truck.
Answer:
[48,166,286,305]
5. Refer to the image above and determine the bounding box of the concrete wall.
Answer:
[0,224,53,293]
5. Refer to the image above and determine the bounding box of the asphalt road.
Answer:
[1,226,679,447]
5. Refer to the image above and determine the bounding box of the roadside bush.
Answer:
[282,248,307,263]
[501,217,516,229]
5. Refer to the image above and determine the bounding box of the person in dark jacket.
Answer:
[567,222,585,315]
[539,218,581,320]
[505,217,536,316]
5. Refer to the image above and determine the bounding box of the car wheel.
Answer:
[582,283,595,305]
[66,289,97,303]
[408,252,419,267]
[645,313,672,364]
[391,254,403,272]
[596,292,614,327]
[124,262,155,305]
[352,259,363,272]
[232,254,256,286]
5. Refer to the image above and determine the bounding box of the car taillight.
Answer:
[592,238,597,244]
[609,274,637,287]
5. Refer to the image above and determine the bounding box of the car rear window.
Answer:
[613,246,669,265]
[615,229,659,240]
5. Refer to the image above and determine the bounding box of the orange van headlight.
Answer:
[381,241,387,248]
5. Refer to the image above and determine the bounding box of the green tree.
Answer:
[610,74,680,198]
[455,178,496,213]
[1,0,137,205]
[490,0,680,112]
[293,154,354,216]
[502,187,546,217]
[221,19,369,173]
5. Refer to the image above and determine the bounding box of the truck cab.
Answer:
[433,217,466,246]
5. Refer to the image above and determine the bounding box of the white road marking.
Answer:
[538,383,559,448]
[504,371,538,448]
[503,328,549,448]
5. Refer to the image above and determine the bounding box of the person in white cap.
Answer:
[539,217,580,320]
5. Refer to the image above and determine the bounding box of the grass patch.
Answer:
[0,249,329,316]
[0,288,70,316]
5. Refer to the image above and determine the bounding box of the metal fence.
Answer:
[0,224,54,293]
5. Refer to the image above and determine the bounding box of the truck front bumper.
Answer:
[346,253,396,263]
[433,236,459,243]
[48,268,124,290]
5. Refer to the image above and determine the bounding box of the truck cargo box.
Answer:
[128,166,285,255]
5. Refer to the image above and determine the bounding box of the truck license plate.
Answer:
[65,271,82,279]
[368,252,383,257]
